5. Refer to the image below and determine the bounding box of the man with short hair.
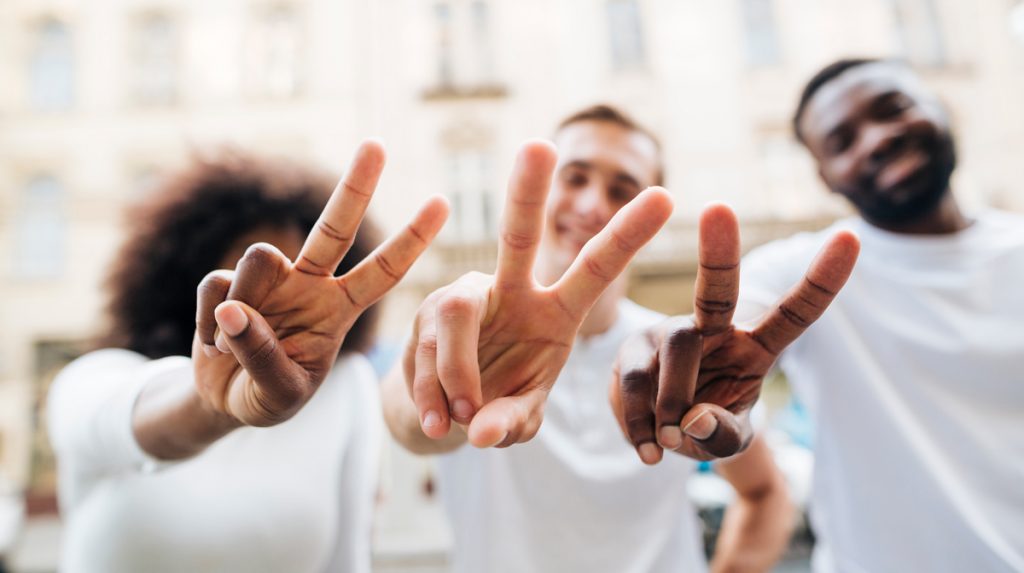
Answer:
[612,59,1024,572]
[381,105,851,572]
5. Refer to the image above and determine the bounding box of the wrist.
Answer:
[189,387,244,439]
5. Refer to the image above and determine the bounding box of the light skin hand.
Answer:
[610,203,860,463]
[399,139,674,449]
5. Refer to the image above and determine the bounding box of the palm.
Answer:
[193,141,448,427]
[404,141,674,447]
[612,204,860,462]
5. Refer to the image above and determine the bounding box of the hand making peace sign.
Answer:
[404,140,674,448]
[193,140,449,427]
[610,204,860,463]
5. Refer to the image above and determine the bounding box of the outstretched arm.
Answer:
[710,436,795,573]
[132,140,448,461]
[382,139,674,452]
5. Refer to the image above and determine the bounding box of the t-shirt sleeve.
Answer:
[47,349,190,510]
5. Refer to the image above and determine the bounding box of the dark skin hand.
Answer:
[194,140,449,428]
[610,203,860,463]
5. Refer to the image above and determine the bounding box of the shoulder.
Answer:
[974,209,1024,247]
[50,349,148,399]
[744,218,855,270]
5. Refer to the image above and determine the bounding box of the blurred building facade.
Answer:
[0,0,1022,538]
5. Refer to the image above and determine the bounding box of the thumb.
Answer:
[215,301,309,425]
[467,391,547,448]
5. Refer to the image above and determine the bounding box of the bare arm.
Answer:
[131,363,241,460]
[710,435,795,573]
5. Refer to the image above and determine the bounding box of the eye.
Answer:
[563,170,588,188]
[824,129,853,156]
[609,185,637,204]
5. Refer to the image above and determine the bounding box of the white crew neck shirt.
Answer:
[436,299,707,573]
[48,349,381,573]
[738,210,1024,573]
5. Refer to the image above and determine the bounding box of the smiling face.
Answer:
[538,119,661,283]
[798,61,957,226]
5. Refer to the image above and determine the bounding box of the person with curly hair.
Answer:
[47,141,448,573]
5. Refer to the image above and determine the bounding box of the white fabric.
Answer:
[48,349,381,573]
[437,299,707,573]
[738,210,1024,573]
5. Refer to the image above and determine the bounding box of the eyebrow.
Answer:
[560,159,643,190]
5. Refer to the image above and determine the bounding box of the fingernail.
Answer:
[422,410,441,429]
[481,431,508,448]
[451,399,475,422]
[202,344,221,358]
[658,425,683,449]
[637,442,661,465]
[215,334,230,354]
[683,411,718,440]
[218,304,249,337]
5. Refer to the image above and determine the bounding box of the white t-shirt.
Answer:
[738,210,1024,573]
[437,300,707,573]
[48,349,381,573]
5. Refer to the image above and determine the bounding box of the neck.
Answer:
[865,189,970,235]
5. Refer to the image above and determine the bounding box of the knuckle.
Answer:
[619,368,652,395]
[245,335,278,370]
[416,333,438,356]
[664,326,701,352]
[437,293,476,318]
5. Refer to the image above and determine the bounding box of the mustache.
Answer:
[858,131,937,190]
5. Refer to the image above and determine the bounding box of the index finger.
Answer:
[494,140,558,290]
[693,203,740,335]
[552,187,673,322]
[750,230,860,354]
[295,140,386,276]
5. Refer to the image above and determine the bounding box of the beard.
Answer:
[835,128,957,225]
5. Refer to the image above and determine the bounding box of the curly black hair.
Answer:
[98,151,381,359]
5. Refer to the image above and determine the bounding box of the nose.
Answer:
[862,123,910,169]
[572,184,613,227]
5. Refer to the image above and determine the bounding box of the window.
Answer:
[469,0,493,85]
[29,19,74,110]
[13,176,65,279]
[607,0,646,71]
[740,0,781,67]
[1010,1,1024,47]
[435,3,455,87]
[891,0,947,68]
[428,1,500,94]
[245,5,301,98]
[445,150,494,242]
[132,13,178,105]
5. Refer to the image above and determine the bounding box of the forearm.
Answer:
[709,469,794,573]
[380,366,466,455]
[132,376,240,460]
